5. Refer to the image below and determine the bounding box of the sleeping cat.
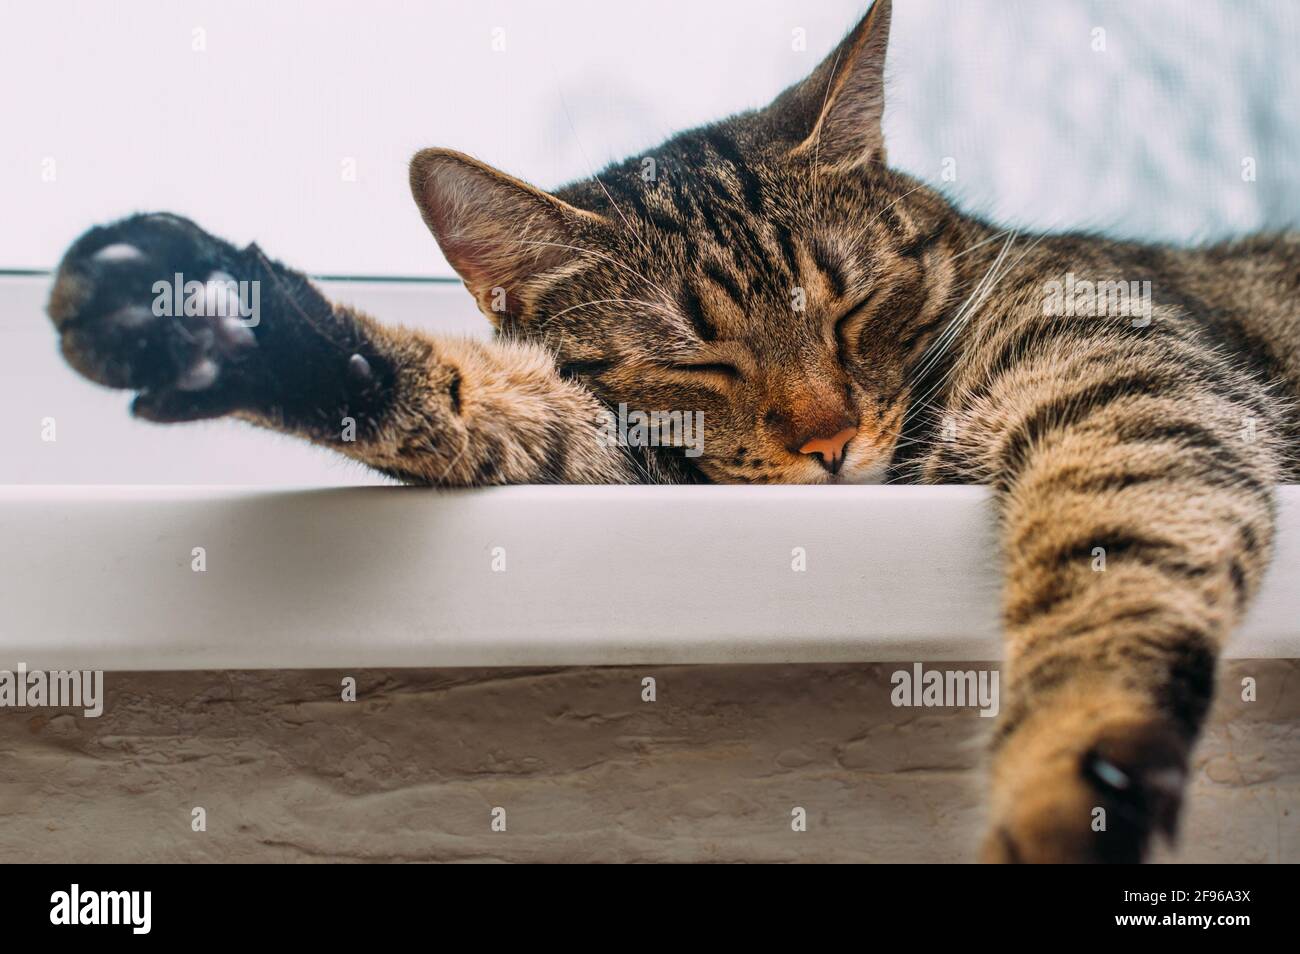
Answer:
[46,0,1299,862]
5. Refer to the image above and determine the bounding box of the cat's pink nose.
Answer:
[799,426,858,474]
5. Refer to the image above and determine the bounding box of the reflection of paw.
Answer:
[983,713,1189,864]
[49,212,260,421]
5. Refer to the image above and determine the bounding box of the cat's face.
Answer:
[412,0,959,483]
[535,147,959,486]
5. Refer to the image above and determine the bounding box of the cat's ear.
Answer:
[410,148,607,321]
[765,0,892,169]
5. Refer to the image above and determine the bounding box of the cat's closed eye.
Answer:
[832,292,879,354]
[671,361,743,381]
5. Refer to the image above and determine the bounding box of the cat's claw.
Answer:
[48,213,259,420]
[982,717,1189,864]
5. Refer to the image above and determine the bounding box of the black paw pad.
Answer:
[48,213,261,417]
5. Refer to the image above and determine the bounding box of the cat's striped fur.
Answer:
[48,0,1298,861]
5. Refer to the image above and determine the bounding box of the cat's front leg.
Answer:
[986,414,1278,861]
[929,313,1282,862]
[48,213,638,485]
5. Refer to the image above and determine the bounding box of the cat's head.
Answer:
[411,0,963,484]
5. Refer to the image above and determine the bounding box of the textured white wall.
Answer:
[3,661,1295,862]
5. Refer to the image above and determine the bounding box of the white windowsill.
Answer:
[2,484,1297,671]
[4,273,1297,670]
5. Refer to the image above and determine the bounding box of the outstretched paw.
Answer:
[48,212,262,422]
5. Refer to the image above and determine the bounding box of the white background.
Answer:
[4,0,1298,278]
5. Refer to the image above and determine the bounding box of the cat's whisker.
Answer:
[432,435,473,488]
[919,226,1048,387]
[556,89,656,260]
[501,237,676,305]
[901,233,1034,427]
[862,184,926,230]
[810,46,845,207]
[902,230,1053,430]
[547,298,679,322]
[912,235,1015,379]
[907,230,1018,386]
[949,227,1015,261]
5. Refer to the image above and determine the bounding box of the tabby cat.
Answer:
[47,0,1299,862]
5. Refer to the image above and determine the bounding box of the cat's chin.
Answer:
[829,457,891,485]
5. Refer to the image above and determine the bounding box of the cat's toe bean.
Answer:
[199,271,259,352]
[216,315,257,349]
[176,357,220,392]
[105,304,155,332]
[91,242,144,263]
[58,304,162,389]
[202,270,240,315]
[49,213,263,420]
